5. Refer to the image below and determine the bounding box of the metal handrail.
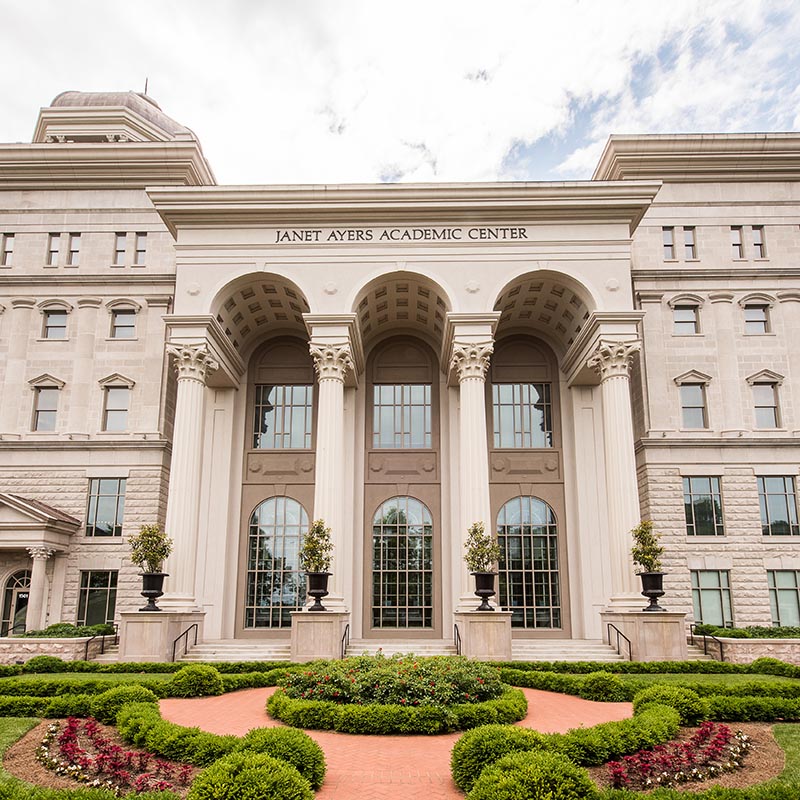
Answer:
[3,622,27,637]
[340,623,350,659]
[83,628,116,661]
[171,623,199,662]
[606,622,632,661]
[453,623,462,656]
[689,623,725,662]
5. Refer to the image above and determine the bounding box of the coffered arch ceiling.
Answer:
[211,273,310,355]
[353,271,452,353]
[493,271,596,355]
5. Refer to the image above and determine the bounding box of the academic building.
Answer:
[1,92,799,660]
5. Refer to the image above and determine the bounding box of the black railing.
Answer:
[340,623,350,659]
[453,623,462,656]
[171,623,199,662]
[689,624,725,662]
[83,625,118,661]
[3,622,27,637]
[606,622,632,660]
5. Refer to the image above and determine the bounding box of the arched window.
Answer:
[496,497,561,628]
[371,496,433,628]
[1,570,31,636]
[244,497,308,628]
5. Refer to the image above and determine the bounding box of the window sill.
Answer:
[104,337,139,342]
[35,338,70,343]
[672,333,705,337]
[743,332,775,337]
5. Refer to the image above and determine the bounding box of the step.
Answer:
[511,639,625,662]
[345,639,457,657]
[91,644,120,664]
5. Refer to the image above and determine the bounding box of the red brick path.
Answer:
[160,687,632,799]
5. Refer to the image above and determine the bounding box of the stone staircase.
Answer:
[345,639,458,657]
[179,640,292,663]
[92,643,120,663]
[511,638,625,662]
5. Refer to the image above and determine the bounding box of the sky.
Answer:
[1,0,799,185]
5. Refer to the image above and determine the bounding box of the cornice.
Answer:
[147,181,661,237]
[0,275,175,286]
[636,436,800,452]
[0,439,171,452]
[632,268,800,280]
[0,142,215,188]
[593,133,800,182]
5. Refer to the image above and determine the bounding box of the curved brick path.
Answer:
[161,687,631,799]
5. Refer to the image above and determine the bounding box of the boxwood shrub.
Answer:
[187,751,313,800]
[632,686,708,725]
[467,750,598,800]
[0,677,168,698]
[705,695,800,721]
[578,672,628,702]
[239,727,326,789]
[167,664,224,698]
[89,685,159,724]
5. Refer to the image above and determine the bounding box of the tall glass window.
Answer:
[103,387,129,431]
[673,305,699,335]
[245,497,307,628]
[253,385,313,449]
[680,383,707,429]
[662,227,675,259]
[33,387,59,432]
[77,571,117,626]
[1,570,31,636]
[372,384,432,448]
[744,305,769,334]
[768,570,800,626]
[691,570,733,627]
[497,496,561,628]
[85,478,126,537]
[753,383,779,428]
[757,476,799,536]
[493,383,552,448]
[683,476,724,536]
[371,496,433,628]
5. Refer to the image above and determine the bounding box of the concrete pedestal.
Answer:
[453,611,512,661]
[600,611,688,662]
[290,611,350,662]
[118,611,205,663]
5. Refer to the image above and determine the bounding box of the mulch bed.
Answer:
[3,719,200,797]
[587,723,786,792]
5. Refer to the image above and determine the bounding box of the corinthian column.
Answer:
[588,340,642,606]
[161,343,218,609]
[26,547,54,631]
[309,343,353,608]
[451,340,494,607]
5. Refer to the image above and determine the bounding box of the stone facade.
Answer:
[0,96,799,654]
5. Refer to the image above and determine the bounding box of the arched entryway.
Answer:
[1,570,31,636]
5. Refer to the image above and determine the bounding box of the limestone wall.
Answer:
[0,635,113,666]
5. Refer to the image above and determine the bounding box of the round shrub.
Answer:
[578,671,628,702]
[467,750,598,800]
[239,727,326,789]
[633,685,708,725]
[169,664,224,698]
[90,684,159,724]
[451,723,548,793]
[187,751,313,800]
[22,655,66,673]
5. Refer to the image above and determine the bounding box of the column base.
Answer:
[290,611,350,662]
[600,610,688,662]
[453,611,512,661]
[118,611,205,663]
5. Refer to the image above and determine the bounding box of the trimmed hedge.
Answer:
[240,727,326,789]
[187,751,313,800]
[467,749,598,800]
[693,624,800,639]
[267,685,527,734]
[451,704,680,792]
[632,686,708,725]
[89,685,159,724]
[0,677,168,697]
[706,695,800,721]
[168,664,224,697]
[1,659,299,676]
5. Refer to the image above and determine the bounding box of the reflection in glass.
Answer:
[253,385,313,449]
[492,384,553,448]
[373,385,432,448]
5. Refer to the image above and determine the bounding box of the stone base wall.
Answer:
[703,637,800,666]
[0,636,114,666]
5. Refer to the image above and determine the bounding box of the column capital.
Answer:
[309,343,354,382]
[588,339,641,380]
[166,343,219,383]
[450,341,494,382]
[27,546,54,561]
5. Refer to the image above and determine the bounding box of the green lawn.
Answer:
[618,672,799,688]
[775,724,800,784]
[0,672,174,684]
[0,717,38,757]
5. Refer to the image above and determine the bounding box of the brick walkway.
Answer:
[160,687,631,799]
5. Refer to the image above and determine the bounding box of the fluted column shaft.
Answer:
[26,547,54,631]
[309,344,353,607]
[162,344,218,608]
[589,340,642,604]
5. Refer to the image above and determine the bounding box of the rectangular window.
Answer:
[33,387,59,432]
[102,387,129,432]
[67,233,80,266]
[683,476,724,536]
[662,227,675,259]
[47,234,61,266]
[1,234,14,266]
[684,226,697,259]
[673,305,699,335]
[768,570,800,627]
[76,570,117,626]
[757,476,799,536]
[731,226,744,258]
[753,383,779,428]
[691,570,733,627]
[253,384,313,449]
[680,383,707,429]
[110,309,136,339]
[134,232,147,266]
[113,233,126,266]
[493,383,553,448]
[43,310,67,339]
[85,478,126,537]
[752,225,766,258]
[744,304,769,334]
[373,384,432,448]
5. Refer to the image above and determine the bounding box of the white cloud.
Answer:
[0,0,798,183]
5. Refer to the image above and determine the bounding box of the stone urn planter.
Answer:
[300,519,334,612]
[139,572,168,612]
[128,524,173,614]
[631,520,667,612]
[472,571,497,612]
[306,572,331,612]
[639,571,666,612]
[464,521,501,612]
